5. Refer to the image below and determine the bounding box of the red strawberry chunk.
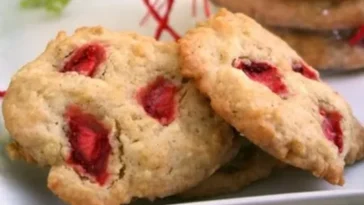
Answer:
[62,44,106,77]
[66,105,111,185]
[137,76,178,126]
[0,90,6,98]
[233,58,288,97]
[349,25,364,46]
[292,62,319,80]
[319,108,343,153]
[76,126,98,162]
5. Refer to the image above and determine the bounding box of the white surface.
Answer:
[0,1,363,205]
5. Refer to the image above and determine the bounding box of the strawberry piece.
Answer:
[0,90,6,98]
[233,58,288,97]
[319,108,343,153]
[76,126,98,161]
[137,76,178,126]
[292,62,319,80]
[62,44,106,77]
[349,25,364,46]
[66,105,111,185]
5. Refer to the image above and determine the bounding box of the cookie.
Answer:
[184,120,364,198]
[6,141,36,164]
[211,0,364,30]
[184,119,364,198]
[2,27,236,205]
[181,139,280,198]
[185,122,364,198]
[179,9,364,185]
[344,118,364,164]
[270,28,364,70]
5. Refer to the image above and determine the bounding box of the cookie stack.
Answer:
[211,0,364,70]
[3,9,364,205]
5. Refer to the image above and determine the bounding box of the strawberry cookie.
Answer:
[179,9,364,185]
[2,27,236,205]
[184,121,364,198]
[184,118,364,198]
[270,27,364,70]
[210,0,364,30]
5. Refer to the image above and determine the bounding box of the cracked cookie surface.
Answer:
[179,9,364,186]
[2,27,235,205]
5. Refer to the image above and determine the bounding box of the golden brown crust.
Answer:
[270,28,364,70]
[48,166,126,205]
[345,119,364,164]
[179,9,362,186]
[3,26,235,205]
[211,0,364,30]
[6,142,36,164]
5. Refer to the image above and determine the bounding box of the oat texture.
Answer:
[3,27,235,205]
[179,9,364,186]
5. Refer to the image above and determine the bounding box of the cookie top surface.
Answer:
[179,9,364,185]
[270,28,364,70]
[2,27,235,205]
[211,0,364,30]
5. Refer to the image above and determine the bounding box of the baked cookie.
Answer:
[344,118,364,165]
[210,0,364,30]
[2,27,236,205]
[184,120,364,198]
[179,9,364,185]
[184,119,364,198]
[181,138,280,198]
[270,28,364,70]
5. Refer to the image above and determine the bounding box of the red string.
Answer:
[155,0,174,40]
[140,0,212,40]
[0,90,6,98]
[142,0,180,40]
[349,26,364,46]
[203,0,210,17]
[192,0,197,17]
[139,0,163,26]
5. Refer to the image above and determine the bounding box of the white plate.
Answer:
[0,1,363,205]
